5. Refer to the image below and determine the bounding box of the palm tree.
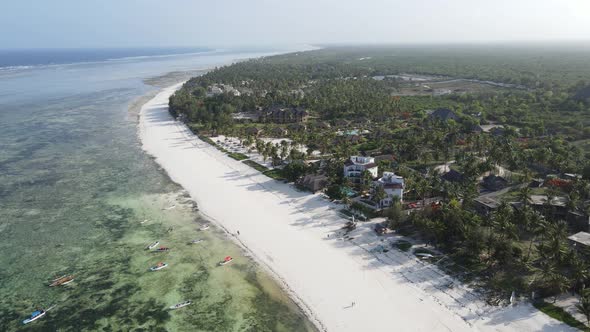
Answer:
[525,211,547,261]
[577,287,590,326]
[518,186,532,207]
[570,255,590,292]
[374,185,387,208]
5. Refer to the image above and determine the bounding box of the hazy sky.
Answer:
[2,0,590,48]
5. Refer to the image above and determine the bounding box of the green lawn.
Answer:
[242,160,269,172]
[533,301,588,331]
[227,152,249,161]
[263,169,285,181]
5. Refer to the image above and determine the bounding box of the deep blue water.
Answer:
[0,47,211,68]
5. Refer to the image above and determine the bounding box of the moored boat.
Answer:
[22,310,46,324]
[49,275,74,287]
[169,300,192,310]
[219,256,233,266]
[189,239,203,244]
[155,246,170,252]
[199,224,210,231]
[150,262,168,271]
[146,241,160,250]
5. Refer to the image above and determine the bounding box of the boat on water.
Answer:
[150,262,168,271]
[199,224,210,231]
[169,300,192,310]
[155,246,170,252]
[146,241,160,250]
[49,275,74,287]
[219,256,233,266]
[189,239,203,244]
[22,310,46,325]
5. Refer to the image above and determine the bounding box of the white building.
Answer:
[206,85,223,97]
[375,172,404,206]
[343,156,378,183]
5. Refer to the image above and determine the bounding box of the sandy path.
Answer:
[139,84,574,332]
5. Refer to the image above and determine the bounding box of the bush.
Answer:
[395,240,412,252]
[282,161,308,182]
[326,184,344,200]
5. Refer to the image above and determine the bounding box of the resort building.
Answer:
[343,156,378,183]
[297,174,329,193]
[258,106,309,124]
[375,172,404,206]
[568,232,590,258]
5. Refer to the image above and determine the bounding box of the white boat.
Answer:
[415,253,434,259]
[146,241,160,250]
[169,300,192,310]
[150,262,168,271]
[22,310,46,324]
[219,256,233,266]
[190,239,204,244]
[199,224,210,231]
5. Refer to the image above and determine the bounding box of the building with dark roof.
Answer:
[441,169,464,183]
[428,108,459,122]
[258,106,309,124]
[482,175,508,191]
[297,174,329,193]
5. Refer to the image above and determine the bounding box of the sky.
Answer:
[1,0,590,48]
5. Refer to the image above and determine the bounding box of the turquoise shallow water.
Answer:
[0,50,315,331]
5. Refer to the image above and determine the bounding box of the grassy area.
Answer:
[242,160,269,172]
[533,301,589,331]
[263,169,285,181]
[227,152,249,161]
[241,160,286,181]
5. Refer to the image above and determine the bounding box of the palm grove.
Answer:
[169,46,590,311]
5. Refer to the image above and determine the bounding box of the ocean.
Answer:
[0,48,315,331]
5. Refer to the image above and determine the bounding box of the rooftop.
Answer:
[474,197,500,209]
[529,195,568,207]
[568,232,590,246]
[346,156,375,166]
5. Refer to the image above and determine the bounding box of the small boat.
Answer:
[51,275,67,282]
[219,256,233,266]
[189,239,204,244]
[199,224,210,231]
[415,253,434,259]
[150,262,168,271]
[169,300,192,310]
[155,247,170,252]
[146,241,160,250]
[163,205,176,210]
[50,275,74,287]
[22,310,46,325]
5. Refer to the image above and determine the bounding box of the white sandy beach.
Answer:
[139,83,574,332]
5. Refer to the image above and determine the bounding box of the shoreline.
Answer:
[137,82,325,331]
[138,84,575,332]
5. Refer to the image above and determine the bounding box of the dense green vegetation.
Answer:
[170,46,590,312]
